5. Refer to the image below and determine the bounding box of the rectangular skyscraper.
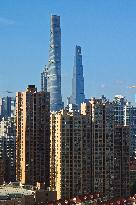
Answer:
[41,15,63,112]
[16,85,50,186]
[70,46,85,107]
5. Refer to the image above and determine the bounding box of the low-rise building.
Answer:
[0,183,57,205]
[0,183,34,205]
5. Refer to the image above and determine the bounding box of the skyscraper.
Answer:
[41,15,63,112]
[41,66,48,92]
[70,46,85,107]
[16,85,50,186]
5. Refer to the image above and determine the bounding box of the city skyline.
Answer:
[0,1,135,202]
[0,1,136,104]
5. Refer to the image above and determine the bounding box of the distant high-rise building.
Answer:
[16,85,50,186]
[0,117,16,182]
[41,15,63,112]
[113,95,127,125]
[41,66,48,92]
[0,97,16,118]
[70,46,85,107]
[113,95,136,158]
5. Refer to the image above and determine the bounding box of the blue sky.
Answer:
[0,0,136,104]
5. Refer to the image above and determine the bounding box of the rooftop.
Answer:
[0,184,34,200]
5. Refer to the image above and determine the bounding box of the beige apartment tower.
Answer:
[50,104,92,199]
[81,97,130,198]
[81,98,115,198]
[50,98,130,199]
[16,85,50,186]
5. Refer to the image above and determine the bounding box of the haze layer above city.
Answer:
[0,0,136,104]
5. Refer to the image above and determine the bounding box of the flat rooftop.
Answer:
[0,184,34,200]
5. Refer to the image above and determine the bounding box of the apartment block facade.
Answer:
[16,85,50,186]
[113,95,136,158]
[0,117,16,182]
[81,98,115,198]
[81,97,130,198]
[114,125,130,197]
[50,98,130,199]
[50,105,92,199]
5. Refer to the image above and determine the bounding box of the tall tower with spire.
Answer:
[41,15,63,112]
[70,45,85,107]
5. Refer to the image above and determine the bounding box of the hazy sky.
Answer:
[0,0,136,104]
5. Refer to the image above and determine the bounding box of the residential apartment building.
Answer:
[113,95,127,125]
[113,95,136,158]
[124,105,136,158]
[114,125,130,197]
[81,97,130,198]
[81,98,115,198]
[50,96,130,199]
[16,85,50,187]
[0,117,16,182]
[50,104,92,199]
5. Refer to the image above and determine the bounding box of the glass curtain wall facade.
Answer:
[45,15,63,112]
[0,97,16,118]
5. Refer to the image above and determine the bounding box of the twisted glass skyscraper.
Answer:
[42,15,63,112]
[70,46,85,107]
